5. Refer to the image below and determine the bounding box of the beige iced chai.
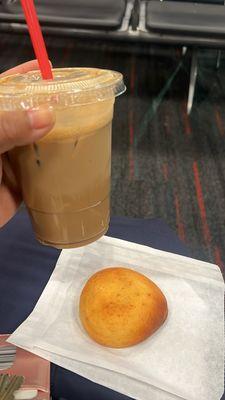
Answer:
[0,68,125,248]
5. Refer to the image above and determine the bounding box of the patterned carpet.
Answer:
[1,33,225,276]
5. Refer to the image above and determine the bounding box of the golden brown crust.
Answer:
[79,267,168,348]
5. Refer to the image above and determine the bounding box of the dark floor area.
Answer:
[1,33,225,276]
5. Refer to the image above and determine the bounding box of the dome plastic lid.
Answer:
[0,67,126,110]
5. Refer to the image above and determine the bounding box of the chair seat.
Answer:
[2,0,127,30]
[146,1,225,36]
[163,0,224,4]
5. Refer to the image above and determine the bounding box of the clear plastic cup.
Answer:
[0,68,125,248]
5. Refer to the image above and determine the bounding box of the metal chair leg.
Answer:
[187,49,198,115]
[182,46,187,56]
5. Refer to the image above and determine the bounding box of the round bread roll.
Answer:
[79,267,168,348]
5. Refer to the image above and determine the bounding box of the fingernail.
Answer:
[30,127,53,140]
[28,107,55,129]
[28,107,55,138]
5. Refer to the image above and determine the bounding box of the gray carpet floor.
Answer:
[1,33,225,276]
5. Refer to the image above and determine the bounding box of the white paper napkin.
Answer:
[8,236,224,400]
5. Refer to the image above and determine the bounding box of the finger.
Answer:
[1,60,39,77]
[1,59,52,77]
[0,107,55,154]
[0,156,2,183]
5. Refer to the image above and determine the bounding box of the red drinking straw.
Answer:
[20,0,53,80]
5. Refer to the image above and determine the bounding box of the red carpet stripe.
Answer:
[162,162,169,182]
[193,161,211,245]
[129,110,134,146]
[164,111,170,136]
[61,42,74,65]
[214,246,224,271]
[128,147,135,180]
[174,192,185,242]
[182,101,192,136]
[215,107,224,137]
[130,55,136,95]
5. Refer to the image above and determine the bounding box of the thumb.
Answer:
[0,107,55,154]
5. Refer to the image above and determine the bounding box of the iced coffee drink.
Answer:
[0,68,125,248]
